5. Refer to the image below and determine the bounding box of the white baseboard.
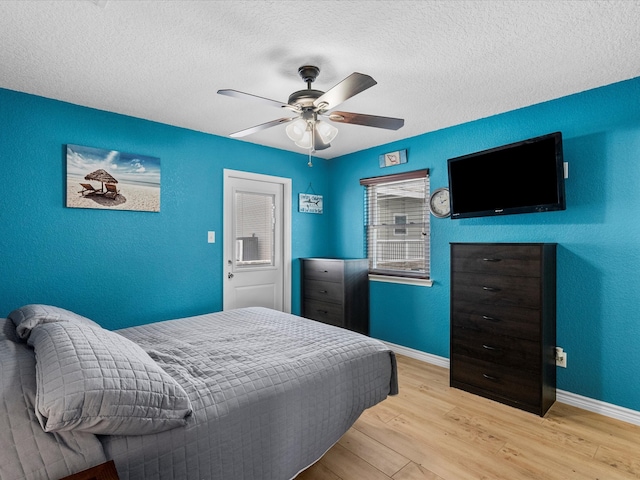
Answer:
[555,390,640,426]
[383,341,450,368]
[383,341,640,427]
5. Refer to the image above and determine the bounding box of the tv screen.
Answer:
[447,132,565,219]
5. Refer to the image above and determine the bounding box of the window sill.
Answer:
[368,274,433,287]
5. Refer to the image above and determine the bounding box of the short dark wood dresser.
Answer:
[450,243,557,416]
[300,258,369,335]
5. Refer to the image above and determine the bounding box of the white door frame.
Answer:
[223,169,292,313]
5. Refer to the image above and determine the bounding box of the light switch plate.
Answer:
[207,231,215,243]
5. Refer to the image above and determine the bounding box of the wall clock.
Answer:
[429,187,450,218]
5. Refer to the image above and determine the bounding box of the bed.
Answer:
[0,305,397,480]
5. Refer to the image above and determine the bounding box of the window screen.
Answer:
[361,169,430,279]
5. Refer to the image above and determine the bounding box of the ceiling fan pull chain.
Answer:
[308,121,315,167]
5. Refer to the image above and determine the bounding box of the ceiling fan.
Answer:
[217,65,404,158]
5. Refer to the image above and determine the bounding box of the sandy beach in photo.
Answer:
[66,176,160,212]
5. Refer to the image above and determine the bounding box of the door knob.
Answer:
[228,272,234,279]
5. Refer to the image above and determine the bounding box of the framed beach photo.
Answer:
[66,144,160,212]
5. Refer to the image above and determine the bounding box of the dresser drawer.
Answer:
[302,299,344,327]
[451,301,540,341]
[304,279,344,304]
[451,356,540,407]
[452,272,540,309]
[451,328,540,371]
[452,244,541,277]
[303,260,344,282]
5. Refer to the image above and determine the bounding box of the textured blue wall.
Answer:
[2,77,640,413]
[0,88,334,329]
[328,77,640,412]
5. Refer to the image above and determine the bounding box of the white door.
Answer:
[223,169,291,312]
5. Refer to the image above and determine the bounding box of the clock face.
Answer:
[429,188,451,218]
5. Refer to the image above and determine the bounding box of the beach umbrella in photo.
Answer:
[84,169,118,192]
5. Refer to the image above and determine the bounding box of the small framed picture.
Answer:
[298,193,323,214]
[379,149,407,168]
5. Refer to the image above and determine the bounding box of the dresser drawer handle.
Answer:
[482,344,500,351]
[482,315,500,322]
[319,290,328,294]
[483,373,498,381]
[318,270,329,273]
[316,309,329,315]
[482,258,502,262]
[482,286,501,292]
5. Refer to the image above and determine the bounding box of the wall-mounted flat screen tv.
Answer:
[447,132,565,219]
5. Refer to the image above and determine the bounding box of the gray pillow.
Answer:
[8,304,101,340]
[27,321,193,435]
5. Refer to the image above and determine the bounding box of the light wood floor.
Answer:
[297,354,640,480]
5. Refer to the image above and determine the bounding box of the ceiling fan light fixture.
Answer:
[316,120,338,143]
[285,118,308,142]
[294,129,313,149]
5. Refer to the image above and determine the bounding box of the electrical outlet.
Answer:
[555,347,567,368]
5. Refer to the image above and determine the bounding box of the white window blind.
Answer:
[361,169,430,279]
[234,191,275,267]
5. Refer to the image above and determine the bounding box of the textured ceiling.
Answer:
[1,0,640,159]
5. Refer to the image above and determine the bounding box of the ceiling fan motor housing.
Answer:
[298,65,320,84]
[289,65,326,111]
[288,89,324,109]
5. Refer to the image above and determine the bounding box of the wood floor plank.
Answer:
[337,427,411,477]
[296,460,342,480]
[318,443,392,480]
[382,412,534,480]
[448,404,600,459]
[594,445,640,478]
[356,408,524,480]
[498,441,638,480]
[352,413,433,471]
[545,403,640,451]
[392,461,445,480]
[296,354,640,480]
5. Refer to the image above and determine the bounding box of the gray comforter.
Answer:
[0,317,107,480]
[1,307,397,480]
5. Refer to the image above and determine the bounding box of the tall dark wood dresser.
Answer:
[450,243,557,416]
[300,258,369,335]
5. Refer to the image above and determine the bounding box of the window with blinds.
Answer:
[360,169,430,279]
[234,191,275,267]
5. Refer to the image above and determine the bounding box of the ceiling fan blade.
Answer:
[313,73,377,110]
[229,117,296,138]
[328,111,404,130]
[217,89,297,111]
